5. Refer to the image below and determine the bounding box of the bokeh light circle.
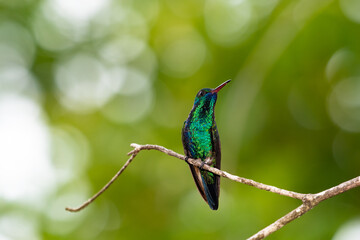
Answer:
[55,53,124,113]
[340,0,360,24]
[204,0,252,46]
[0,21,35,68]
[100,35,146,64]
[0,212,40,240]
[328,77,360,132]
[0,94,56,205]
[101,68,153,124]
[159,28,207,78]
[333,217,360,240]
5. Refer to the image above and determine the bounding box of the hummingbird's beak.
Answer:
[212,79,231,93]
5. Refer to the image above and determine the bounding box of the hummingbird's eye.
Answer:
[198,90,205,97]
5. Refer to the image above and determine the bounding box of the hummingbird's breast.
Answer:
[184,117,214,160]
[183,96,217,159]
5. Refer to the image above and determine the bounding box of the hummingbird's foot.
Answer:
[199,161,205,170]
[199,157,213,169]
[184,156,189,164]
[204,158,213,165]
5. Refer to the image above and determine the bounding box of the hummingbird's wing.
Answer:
[191,123,220,210]
[209,121,221,204]
[196,122,221,210]
[182,122,207,202]
[212,122,221,171]
[189,163,208,202]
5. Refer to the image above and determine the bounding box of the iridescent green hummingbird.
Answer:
[182,80,231,210]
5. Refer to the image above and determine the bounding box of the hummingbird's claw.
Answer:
[199,161,205,170]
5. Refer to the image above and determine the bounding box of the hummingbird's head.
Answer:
[194,79,231,103]
[192,80,231,116]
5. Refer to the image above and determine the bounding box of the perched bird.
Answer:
[182,80,231,210]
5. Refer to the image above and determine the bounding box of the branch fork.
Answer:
[65,143,360,240]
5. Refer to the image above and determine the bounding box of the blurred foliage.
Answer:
[1,0,360,239]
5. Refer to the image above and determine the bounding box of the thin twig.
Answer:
[65,151,138,212]
[65,143,360,240]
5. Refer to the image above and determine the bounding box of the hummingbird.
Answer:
[182,80,231,210]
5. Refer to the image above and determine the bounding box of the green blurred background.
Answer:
[1,0,360,239]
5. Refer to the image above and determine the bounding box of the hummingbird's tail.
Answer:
[189,165,220,210]
[201,171,219,210]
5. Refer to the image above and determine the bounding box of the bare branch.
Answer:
[128,144,306,200]
[248,203,311,240]
[248,176,360,239]
[65,143,360,240]
[314,176,360,202]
